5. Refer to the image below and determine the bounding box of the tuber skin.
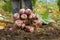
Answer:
[25,9,32,15]
[19,9,26,14]
[21,14,27,19]
[21,23,26,29]
[13,13,20,20]
[9,28,14,32]
[29,13,36,19]
[25,26,34,32]
[33,19,42,27]
[14,20,23,27]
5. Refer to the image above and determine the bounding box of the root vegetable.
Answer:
[9,28,13,31]
[25,9,32,15]
[25,26,34,32]
[14,20,23,27]
[13,13,20,20]
[21,23,25,28]
[19,9,25,14]
[21,14,27,19]
[34,19,42,26]
[29,13,36,19]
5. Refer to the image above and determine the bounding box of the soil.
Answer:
[0,22,60,40]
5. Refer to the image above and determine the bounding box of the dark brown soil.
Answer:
[0,22,60,40]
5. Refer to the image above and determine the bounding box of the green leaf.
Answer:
[36,10,51,24]
[2,0,12,13]
[34,0,51,24]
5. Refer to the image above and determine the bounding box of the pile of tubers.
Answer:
[10,9,42,32]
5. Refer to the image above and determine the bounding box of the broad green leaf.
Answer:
[35,9,51,24]
[33,0,51,24]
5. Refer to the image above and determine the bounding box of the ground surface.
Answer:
[0,22,60,40]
